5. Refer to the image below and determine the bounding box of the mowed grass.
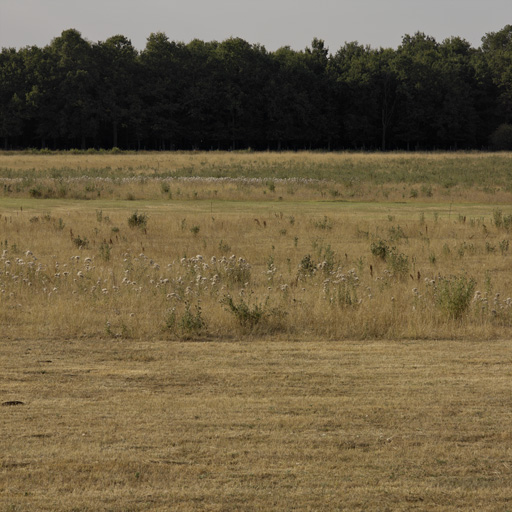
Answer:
[2,337,512,511]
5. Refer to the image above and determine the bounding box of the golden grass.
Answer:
[2,199,512,341]
[2,337,512,511]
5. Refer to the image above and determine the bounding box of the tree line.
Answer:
[1,26,512,151]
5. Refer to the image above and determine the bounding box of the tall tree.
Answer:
[435,37,478,148]
[481,25,512,123]
[139,32,185,149]
[95,35,139,148]
[50,29,99,148]
[214,38,270,149]
[329,42,384,149]
[393,33,443,149]
[0,48,26,148]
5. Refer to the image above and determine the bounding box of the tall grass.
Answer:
[2,199,512,341]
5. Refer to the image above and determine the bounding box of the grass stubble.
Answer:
[2,338,512,511]
[1,151,512,510]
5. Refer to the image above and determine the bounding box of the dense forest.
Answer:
[1,26,512,151]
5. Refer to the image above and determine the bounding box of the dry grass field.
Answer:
[2,151,512,510]
[2,337,512,511]
[1,150,512,203]
[2,199,512,341]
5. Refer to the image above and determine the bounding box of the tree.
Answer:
[0,48,26,148]
[95,35,139,148]
[435,37,479,148]
[481,25,512,123]
[329,42,392,149]
[393,33,443,149]
[267,47,312,149]
[39,29,99,149]
[304,39,337,149]
[139,32,185,149]
[214,38,270,149]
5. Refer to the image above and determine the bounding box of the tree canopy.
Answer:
[1,26,512,150]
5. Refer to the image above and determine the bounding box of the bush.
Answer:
[99,241,111,261]
[218,255,251,285]
[29,187,42,198]
[298,254,316,277]
[128,211,147,229]
[434,276,476,319]
[387,250,410,279]
[493,209,512,231]
[222,295,264,330]
[72,235,89,249]
[165,300,206,337]
[370,239,389,260]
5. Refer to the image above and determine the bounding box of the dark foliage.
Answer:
[1,26,512,150]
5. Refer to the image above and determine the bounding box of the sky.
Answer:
[1,0,511,53]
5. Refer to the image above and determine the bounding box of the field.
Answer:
[2,151,512,510]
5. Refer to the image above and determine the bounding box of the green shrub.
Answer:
[222,295,264,330]
[493,209,512,230]
[493,208,503,228]
[72,235,89,249]
[434,276,476,319]
[29,187,42,198]
[99,241,111,261]
[387,250,410,279]
[370,239,389,260]
[298,254,316,277]
[165,301,206,337]
[128,211,147,229]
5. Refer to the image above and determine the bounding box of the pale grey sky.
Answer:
[1,0,511,52]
